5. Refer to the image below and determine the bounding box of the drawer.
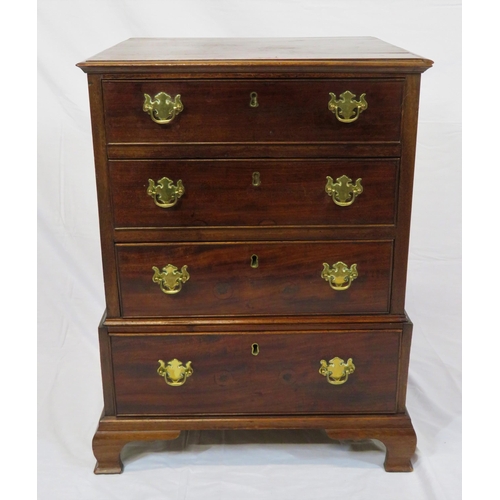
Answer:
[111,331,401,416]
[103,79,403,145]
[110,159,398,228]
[116,241,393,317]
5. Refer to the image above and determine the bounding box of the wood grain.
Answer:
[111,331,400,416]
[110,159,399,228]
[78,37,432,473]
[116,241,393,317]
[103,79,403,145]
[77,37,433,74]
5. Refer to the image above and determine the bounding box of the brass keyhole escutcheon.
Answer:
[249,91,259,107]
[252,172,261,187]
[250,254,259,268]
[251,343,260,356]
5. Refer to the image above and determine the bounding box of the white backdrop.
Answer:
[38,1,461,499]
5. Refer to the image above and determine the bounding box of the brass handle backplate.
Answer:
[319,357,355,385]
[321,261,358,291]
[328,91,367,123]
[152,264,190,294]
[147,177,185,208]
[325,175,363,206]
[158,359,193,386]
[143,92,184,124]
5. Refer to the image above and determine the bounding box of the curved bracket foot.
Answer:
[92,428,181,474]
[325,414,417,472]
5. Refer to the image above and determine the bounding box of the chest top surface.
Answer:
[77,37,432,73]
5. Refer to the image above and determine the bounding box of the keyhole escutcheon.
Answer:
[250,254,259,268]
[250,91,259,107]
[251,343,260,356]
[252,172,261,187]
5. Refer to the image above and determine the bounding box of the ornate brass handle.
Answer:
[147,177,185,208]
[319,357,355,385]
[152,264,190,294]
[143,92,184,124]
[321,262,358,291]
[158,359,193,386]
[325,175,363,206]
[328,91,367,123]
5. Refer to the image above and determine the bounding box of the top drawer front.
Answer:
[103,79,404,145]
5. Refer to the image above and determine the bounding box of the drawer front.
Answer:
[110,159,398,228]
[116,241,393,317]
[111,331,400,416]
[103,79,403,144]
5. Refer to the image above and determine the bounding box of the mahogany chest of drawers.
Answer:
[77,37,432,473]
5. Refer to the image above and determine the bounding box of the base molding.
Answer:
[92,411,416,474]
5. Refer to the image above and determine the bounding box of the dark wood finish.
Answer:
[93,427,181,474]
[78,37,431,473]
[116,241,393,317]
[107,142,402,160]
[397,317,413,413]
[391,74,422,313]
[325,416,417,472]
[103,79,403,145]
[92,411,416,473]
[104,314,409,332]
[110,159,398,228]
[111,331,400,416]
[113,226,398,243]
[77,37,433,74]
[97,313,116,416]
[86,74,121,317]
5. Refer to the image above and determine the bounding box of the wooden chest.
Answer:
[77,37,432,473]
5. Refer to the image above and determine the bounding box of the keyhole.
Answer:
[251,343,260,356]
[252,172,261,187]
[250,254,259,268]
[249,91,259,107]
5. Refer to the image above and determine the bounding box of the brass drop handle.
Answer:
[325,175,363,206]
[147,177,185,208]
[321,261,358,291]
[158,359,193,386]
[143,92,184,124]
[319,357,355,385]
[152,264,190,294]
[328,91,367,123]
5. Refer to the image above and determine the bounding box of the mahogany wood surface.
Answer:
[111,331,400,416]
[116,241,393,317]
[107,142,402,160]
[390,74,422,313]
[110,159,398,228]
[77,37,432,74]
[87,74,121,317]
[78,37,432,473]
[92,411,416,473]
[103,79,403,144]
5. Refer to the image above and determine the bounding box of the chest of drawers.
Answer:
[77,37,432,474]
